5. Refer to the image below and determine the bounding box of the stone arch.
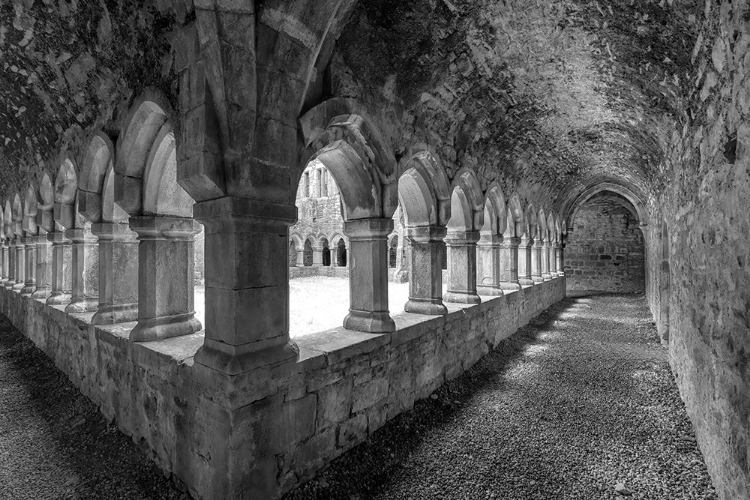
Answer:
[11,192,23,236]
[525,204,537,239]
[564,182,648,233]
[537,207,547,242]
[447,168,484,231]
[115,91,172,215]
[54,158,81,229]
[546,213,555,242]
[482,183,507,236]
[504,194,525,238]
[36,171,55,229]
[303,237,314,267]
[23,185,38,235]
[101,165,129,223]
[397,150,451,228]
[388,234,399,268]
[288,241,297,267]
[320,237,331,266]
[143,123,195,218]
[658,221,670,342]
[336,238,347,267]
[78,132,113,223]
[4,199,12,238]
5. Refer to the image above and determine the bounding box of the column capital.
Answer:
[445,230,480,245]
[91,221,138,242]
[405,225,446,242]
[344,218,394,241]
[129,216,199,241]
[194,197,297,233]
[47,231,70,244]
[477,233,503,246]
[63,228,98,244]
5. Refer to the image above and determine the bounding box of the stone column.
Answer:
[5,236,14,290]
[405,226,448,315]
[312,243,324,266]
[12,236,25,292]
[531,238,544,284]
[20,236,36,296]
[476,233,503,296]
[542,240,552,281]
[32,231,52,300]
[64,227,99,313]
[295,247,304,267]
[47,231,72,305]
[342,218,395,333]
[518,236,534,287]
[550,242,558,276]
[129,216,202,342]
[557,243,565,276]
[91,222,139,324]
[192,197,298,375]
[0,237,8,286]
[444,230,481,304]
[499,236,521,291]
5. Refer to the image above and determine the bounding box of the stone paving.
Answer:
[286,293,718,500]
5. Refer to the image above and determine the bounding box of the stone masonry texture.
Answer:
[565,192,645,293]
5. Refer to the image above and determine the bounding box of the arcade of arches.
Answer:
[0,1,748,499]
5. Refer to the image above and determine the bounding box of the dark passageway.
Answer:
[286,294,716,500]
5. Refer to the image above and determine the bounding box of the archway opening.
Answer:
[321,238,331,267]
[336,239,347,267]
[565,191,645,293]
[303,239,314,267]
[389,235,398,268]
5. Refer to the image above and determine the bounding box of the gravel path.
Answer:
[0,314,186,500]
[285,293,718,500]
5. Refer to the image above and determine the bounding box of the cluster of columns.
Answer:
[0,214,200,343]
[293,240,344,268]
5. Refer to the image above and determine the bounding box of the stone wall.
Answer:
[0,276,565,500]
[565,193,645,293]
[652,3,750,498]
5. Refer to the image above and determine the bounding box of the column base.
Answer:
[542,273,553,281]
[477,285,504,296]
[344,310,395,333]
[130,312,202,342]
[443,291,481,304]
[405,298,447,316]
[195,339,299,376]
[46,292,71,305]
[499,281,522,291]
[31,287,51,300]
[92,303,138,325]
[20,283,35,297]
[518,278,534,287]
[65,297,99,314]
[4,281,13,290]
[531,276,544,284]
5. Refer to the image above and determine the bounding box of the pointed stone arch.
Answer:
[78,132,114,223]
[482,183,507,237]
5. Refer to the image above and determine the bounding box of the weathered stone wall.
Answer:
[651,3,750,498]
[0,275,564,500]
[565,194,645,293]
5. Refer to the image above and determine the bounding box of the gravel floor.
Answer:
[285,293,718,500]
[0,314,186,500]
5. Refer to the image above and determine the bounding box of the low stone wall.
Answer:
[289,265,349,279]
[0,276,565,499]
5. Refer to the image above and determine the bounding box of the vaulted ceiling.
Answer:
[0,0,706,212]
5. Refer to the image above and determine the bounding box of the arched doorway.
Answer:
[289,241,296,267]
[389,235,398,268]
[322,238,331,267]
[337,239,347,267]
[658,221,670,342]
[303,239,314,266]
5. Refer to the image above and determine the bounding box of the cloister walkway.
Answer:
[286,294,717,500]
[0,294,717,499]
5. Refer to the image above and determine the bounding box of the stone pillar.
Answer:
[531,239,544,284]
[557,244,565,276]
[64,227,99,313]
[295,247,304,267]
[518,236,534,286]
[12,236,25,292]
[342,218,395,333]
[129,216,201,342]
[311,243,324,267]
[47,232,72,305]
[542,240,552,280]
[32,232,52,300]
[476,233,503,296]
[20,236,36,296]
[91,222,139,324]
[405,226,448,315]
[5,236,14,290]
[499,236,521,290]
[444,230,481,304]
[550,242,558,276]
[192,198,298,375]
[0,237,8,285]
